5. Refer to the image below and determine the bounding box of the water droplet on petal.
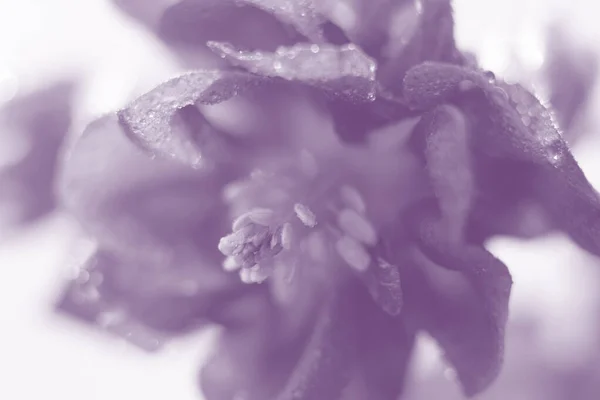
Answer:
[484,71,496,83]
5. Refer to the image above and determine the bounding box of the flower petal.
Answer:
[412,103,473,238]
[0,82,74,226]
[208,41,377,102]
[115,0,299,59]
[199,286,318,400]
[240,0,325,42]
[117,70,266,166]
[377,0,462,94]
[325,94,413,143]
[355,290,415,400]
[274,284,357,400]
[59,114,231,264]
[404,62,600,255]
[407,208,512,396]
[56,248,248,348]
[360,256,403,316]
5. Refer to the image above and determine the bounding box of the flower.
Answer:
[0,82,74,232]
[56,1,600,399]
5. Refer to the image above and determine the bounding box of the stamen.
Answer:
[222,256,242,271]
[218,225,254,256]
[232,208,274,230]
[337,208,377,246]
[335,235,371,272]
[280,222,294,250]
[294,203,317,227]
[339,185,366,214]
[239,268,253,284]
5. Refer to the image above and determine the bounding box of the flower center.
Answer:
[216,109,424,285]
[217,145,393,284]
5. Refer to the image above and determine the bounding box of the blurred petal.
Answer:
[360,256,403,316]
[407,207,512,396]
[355,290,414,399]
[324,91,413,143]
[59,114,231,265]
[275,284,357,400]
[200,288,310,400]
[0,82,74,226]
[57,249,246,349]
[208,41,377,101]
[377,0,462,94]
[201,282,359,400]
[544,25,598,139]
[412,103,473,237]
[115,0,300,62]
[241,0,325,42]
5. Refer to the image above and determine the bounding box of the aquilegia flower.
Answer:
[56,1,600,399]
[0,82,74,231]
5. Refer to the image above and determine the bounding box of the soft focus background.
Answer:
[1,0,599,399]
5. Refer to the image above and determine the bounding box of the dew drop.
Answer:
[484,71,496,83]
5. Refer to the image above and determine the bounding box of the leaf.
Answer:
[208,41,377,102]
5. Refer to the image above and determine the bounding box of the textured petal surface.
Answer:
[208,41,377,102]
[118,70,265,166]
[404,61,600,254]
[241,0,325,42]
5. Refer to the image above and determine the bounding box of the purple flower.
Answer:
[0,82,74,230]
[56,1,600,399]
